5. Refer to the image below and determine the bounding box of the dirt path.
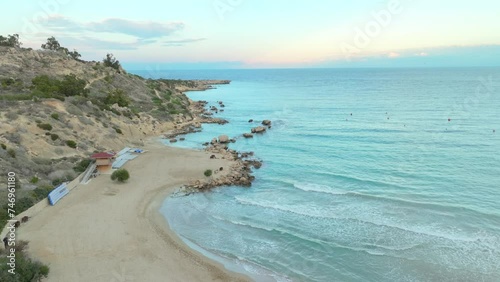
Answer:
[85,73,108,89]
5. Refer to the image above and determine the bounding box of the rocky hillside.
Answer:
[0,45,227,193]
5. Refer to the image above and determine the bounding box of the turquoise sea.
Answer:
[135,68,500,281]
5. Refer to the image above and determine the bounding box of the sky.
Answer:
[3,0,500,69]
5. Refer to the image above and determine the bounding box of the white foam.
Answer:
[293,182,347,195]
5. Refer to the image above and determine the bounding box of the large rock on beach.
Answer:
[218,135,230,143]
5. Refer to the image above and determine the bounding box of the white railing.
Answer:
[80,162,97,184]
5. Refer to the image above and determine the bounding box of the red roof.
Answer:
[90,152,115,159]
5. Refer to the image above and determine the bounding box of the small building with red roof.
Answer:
[90,152,116,173]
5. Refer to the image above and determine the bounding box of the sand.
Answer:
[16,139,251,282]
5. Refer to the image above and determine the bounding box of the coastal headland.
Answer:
[0,44,270,281]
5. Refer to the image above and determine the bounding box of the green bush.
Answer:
[30,176,39,183]
[31,74,88,98]
[59,74,89,97]
[31,185,53,201]
[37,123,53,131]
[51,112,59,120]
[104,89,129,107]
[0,94,33,101]
[31,75,59,95]
[1,143,6,150]
[50,133,59,141]
[0,240,50,282]
[16,197,35,214]
[204,169,212,177]
[65,140,77,148]
[1,78,23,89]
[73,159,92,173]
[114,127,123,134]
[152,97,162,105]
[111,169,130,182]
[51,178,64,186]
[7,148,16,158]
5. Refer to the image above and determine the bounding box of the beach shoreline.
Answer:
[15,138,251,282]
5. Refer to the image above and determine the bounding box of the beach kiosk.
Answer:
[90,152,116,173]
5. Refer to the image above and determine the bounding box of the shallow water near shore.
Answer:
[136,68,500,281]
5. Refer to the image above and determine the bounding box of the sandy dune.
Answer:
[17,140,250,282]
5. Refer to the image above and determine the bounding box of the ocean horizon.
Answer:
[134,67,500,281]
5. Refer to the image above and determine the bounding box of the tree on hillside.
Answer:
[0,34,21,47]
[103,53,121,70]
[68,49,81,60]
[41,36,83,61]
[41,36,61,50]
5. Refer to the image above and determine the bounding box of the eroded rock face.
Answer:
[251,126,267,134]
[262,120,272,126]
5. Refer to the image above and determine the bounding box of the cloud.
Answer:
[62,36,140,50]
[87,18,184,39]
[40,15,191,49]
[162,38,206,46]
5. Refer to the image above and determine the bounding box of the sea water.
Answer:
[134,68,500,281]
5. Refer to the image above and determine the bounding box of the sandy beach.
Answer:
[16,139,250,282]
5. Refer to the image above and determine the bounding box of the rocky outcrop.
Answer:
[262,120,272,126]
[251,126,267,134]
[161,93,265,192]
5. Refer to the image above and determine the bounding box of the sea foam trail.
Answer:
[292,181,500,221]
[232,195,498,244]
